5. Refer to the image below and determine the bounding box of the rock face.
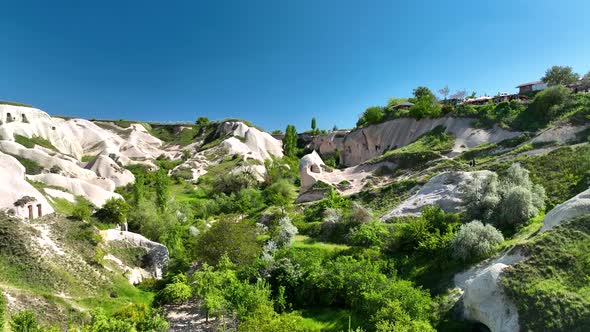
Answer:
[101,229,170,283]
[309,130,349,155]
[381,171,493,220]
[0,151,54,218]
[85,154,135,187]
[217,121,283,161]
[59,119,170,165]
[298,151,327,192]
[29,173,122,207]
[0,105,83,159]
[310,117,520,166]
[461,263,520,332]
[541,187,590,233]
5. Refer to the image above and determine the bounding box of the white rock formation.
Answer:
[217,121,283,161]
[0,105,83,158]
[381,171,493,220]
[532,124,590,145]
[100,229,170,283]
[59,119,170,165]
[541,187,590,233]
[44,188,76,203]
[29,173,121,207]
[0,151,54,218]
[461,263,520,332]
[299,151,327,192]
[309,130,349,155]
[85,154,134,187]
[316,117,520,166]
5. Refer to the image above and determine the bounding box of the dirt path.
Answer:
[164,302,232,332]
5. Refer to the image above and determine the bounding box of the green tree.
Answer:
[95,198,129,225]
[132,172,145,204]
[357,106,384,127]
[191,258,236,322]
[409,86,441,119]
[541,65,580,86]
[264,179,296,213]
[195,116,210,126]
[195,218,262,266]
[72,198,92,221]
[156,274,192,304]
[283,125,298,158]
[529,84,571,121]
[154,169,171,211]
[311,117,317,131]
[451,220,504,261]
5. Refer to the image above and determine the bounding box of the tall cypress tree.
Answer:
[283,125,297,158]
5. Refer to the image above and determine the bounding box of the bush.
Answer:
[273,216,298,248]
[71,199,92,221]
[95,198,129,225]
[451,220,504,261]
[529,85,571,122]
[10,310,40,332]
[357,106,385,127]
[347,222,388,248]
[156,274,192,304]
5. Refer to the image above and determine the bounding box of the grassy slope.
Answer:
[502,215,590,332]
[0,214,153,328]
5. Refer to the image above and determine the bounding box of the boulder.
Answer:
[298,151,326,192]
[541,187,590,233]
[381,171,493,220]
[461,263,520,332]
[0,151,54,218]
[101,229,170,282]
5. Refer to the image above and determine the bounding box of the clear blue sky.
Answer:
[1,0,589,131]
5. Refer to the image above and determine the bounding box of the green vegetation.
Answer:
[541,65,580,86]
[0,289,5,331]
[283,124,298,157]
[451,221,504,261]
[502,215,590,331]
[14,135,58,151]
[7,154,43,175]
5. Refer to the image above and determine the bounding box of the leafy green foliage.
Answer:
[156,274,192,304]
[502,215,590,331]
[95,198,129,225]
[409,87,441,119]
[451,221,504,261]
[541,65,580,85]
[264,179,297,211]
[283,125,298,158]
[10,310,41,332]
[195,116,210,126]
[195,218,262,266]
[357,106,385,127]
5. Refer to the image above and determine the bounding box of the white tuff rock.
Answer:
[0,151,54,218]
[381,171,493,220]
[541,187,590,233]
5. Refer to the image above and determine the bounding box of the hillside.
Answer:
[0,86,589,332]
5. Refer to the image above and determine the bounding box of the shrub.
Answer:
[529,85,571,121]
[451,220,504,261]
[273,216,298,248]
[10,310,39,332]
[156,274,192,304]
[95,198,129,225]
[71,199,92,220]
[347,222,388,248]
[264,179,296,211]
[357,106,385,127]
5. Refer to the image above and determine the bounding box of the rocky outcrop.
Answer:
[101,229,170,283]
[59,119,170,165]
[461,263,520,332]
[85,154,134,187]
[315,117,520,166]
[217,121,283,161]
[0,105,83,159]
[299,151,326,192]
[308,130,349,155]
[0,151,54,218]
[454,250,525,332]
[381,171,493,220]
[541,187,590,233]
[29,173,121,207]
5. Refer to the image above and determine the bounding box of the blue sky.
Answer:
[1,0,589,131]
